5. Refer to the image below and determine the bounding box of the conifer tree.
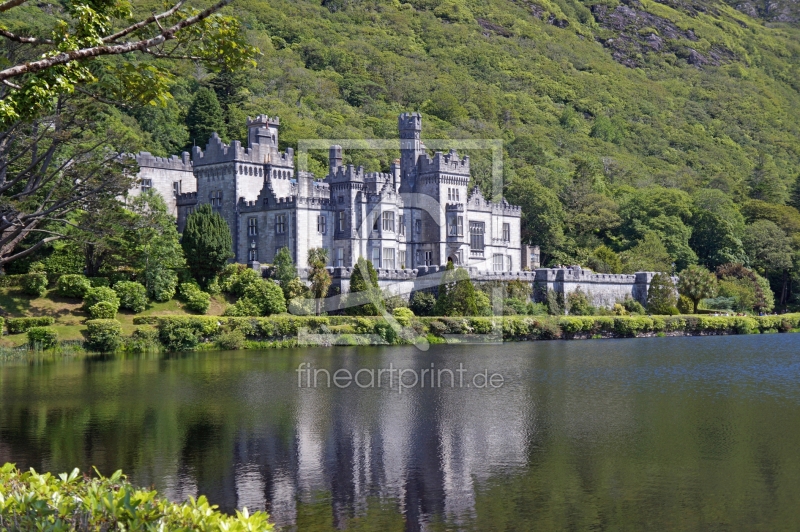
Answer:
[346,256,381,316]
[647,273,678,314]
[186,87,227,149]
[181,204,233,288]
[273,247,297,298]
[307,248,332,316]
[434,261,478,316]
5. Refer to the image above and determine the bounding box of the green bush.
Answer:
[0,463,272,530]
[0,317,4,334]
[27,327,58,350]
[89,300,118,319]
[6,316,55,334]
[392,307,415,327]
[179,283,211,314]
[83,287,120,312]
[216,329,247,350]
[87,277,110,287]
[57,274,91,299]
[21,272,48,297]
[125,327,161,353]
[159,322,201,351]
[409,291,436,316]
[85,319,122,352]
[148,268,178,302]
[114,281,148,313]
[241,279,286,316]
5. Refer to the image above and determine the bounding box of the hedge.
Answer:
[0,274,26,287]
[114,281,148,313]
[56,274,91,299]
[88,300,118,319]
[129,313,800,351]
[0,463,273,530]
[6,316,55,334]
[83,287,120,313]
[27,327,58,350]
[21,272,48,297]
[85,319,122,352]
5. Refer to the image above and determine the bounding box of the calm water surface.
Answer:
[2,335,800,530]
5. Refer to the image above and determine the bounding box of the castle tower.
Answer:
[247,115,279,148]
[398,112,422,190]
[329,145,343,175]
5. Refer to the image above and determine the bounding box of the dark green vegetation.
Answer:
[0,464,272,530]
[108,0,800,310]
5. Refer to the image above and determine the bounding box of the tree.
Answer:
[505,176,565,265]
[307,248,331,316]
[620,232,672,273]
[0,0,256,125]
[647,273,678,314]
[434,261,478,316]
[273,247,297,298]
[242,279,286,316]
[716,263,774,313]
[789,174,800,212]
[689,189,746,269]
[743,220,793,273]
[186,87,227,148]
[589,245,622,273]
[749,154,787,204]
[181,204,233,288]
[678,265,718,313]
[346,256,381,316]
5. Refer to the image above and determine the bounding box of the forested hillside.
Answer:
[126,0,800,306]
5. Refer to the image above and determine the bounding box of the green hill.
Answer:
[131,0,800,306]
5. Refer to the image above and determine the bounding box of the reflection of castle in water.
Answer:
[159,360,534,530]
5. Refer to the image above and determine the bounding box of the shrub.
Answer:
[125,327,161,353]
[21,272,48,297]
[241,279,286,316]
[89,300,118,319]
[6,316,55,334]
[57,274,91,299]
[179,283,211,314]
[148,268,178,302]
[677,294,694,314]
[27,327,58,350]
[647,273,678,314]
[567,289,592,315]
[87,277,110,287]
[85,319,122,352]
[216,329,247,350]
[114,281,148,313]
[0,464,272,530]
[224,267,261,297]
[158,321,201,351]
[623,297,645,315]
[503,298,529,315]
[0,317,4,333]
[392,307,415,327]
[224,298,262,317]
[83,287,120,312]
[409,291,436,316]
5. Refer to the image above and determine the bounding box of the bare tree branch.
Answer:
[0,0,28,13]
[0,0,231,82]
[0,29,54,45]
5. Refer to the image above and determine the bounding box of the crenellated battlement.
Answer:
[418,149,470,176]
[135,151,192,172]
[246,115,280,128]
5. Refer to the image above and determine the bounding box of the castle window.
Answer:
[470,221,485,250]
[247,218,258,236]
[399,215,405,236]
[449,216,463,237]
[399,250,406,269]
[424,251,433,266]
[317,215,326,234]
[262,197,269,206]
[336,248,344,267]
[507,255,513,271]
[372,209,380,232]
[447,188,452,201]
[371,247,380,269]
[493,254,504,272]
[211,190,223,207]
[415,219,421,234]
[456,189,460,201]
[338,196,344,204]
[248,248,258,262]
[338,211,346,231]
[383,248,395,270]
[275,214,286,234]
[173,181,181,197]
[140,178,152,192]
[503,223,510,241]
[382,211,394,232]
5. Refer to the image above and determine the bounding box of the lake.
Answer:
[2,334,800,530]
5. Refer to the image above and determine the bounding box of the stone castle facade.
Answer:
[137,113,522,273]
[133,112,661,308]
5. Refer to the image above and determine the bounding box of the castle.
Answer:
[132,112,662,308]
[134,113,523,273]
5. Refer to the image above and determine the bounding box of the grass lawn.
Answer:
[0,287,229,347]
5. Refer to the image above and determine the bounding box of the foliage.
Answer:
[346,257,381,316]
[566,289,592,316]
[241,279,287,316]
[186,87,228,148]
[179,283,211,314]
[623,297,645,315]
[216,329,247,350]
[273,247,298,298]
[392,307,415,327]
[182,204,234,288]
[0,463,272,530]
[307,248,332,315]
[647,273,678,314]
[546,289,563,316]
[148,268,178,302]
[20,272,47,297]
[434,263,478,316]
[409,291,436,316]
[678,265,718,314]
[83,287,120,313]
[88,301,118,320]
[26,327,58,350]
[6,317,55,334]
[114,281,148,313]
[57,274,91,299]
[589,245,622,274]
[677,294,694,314]
[124,327,161,354]
[85,319,122,352]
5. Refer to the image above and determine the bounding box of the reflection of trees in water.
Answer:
[2,338,800,530]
